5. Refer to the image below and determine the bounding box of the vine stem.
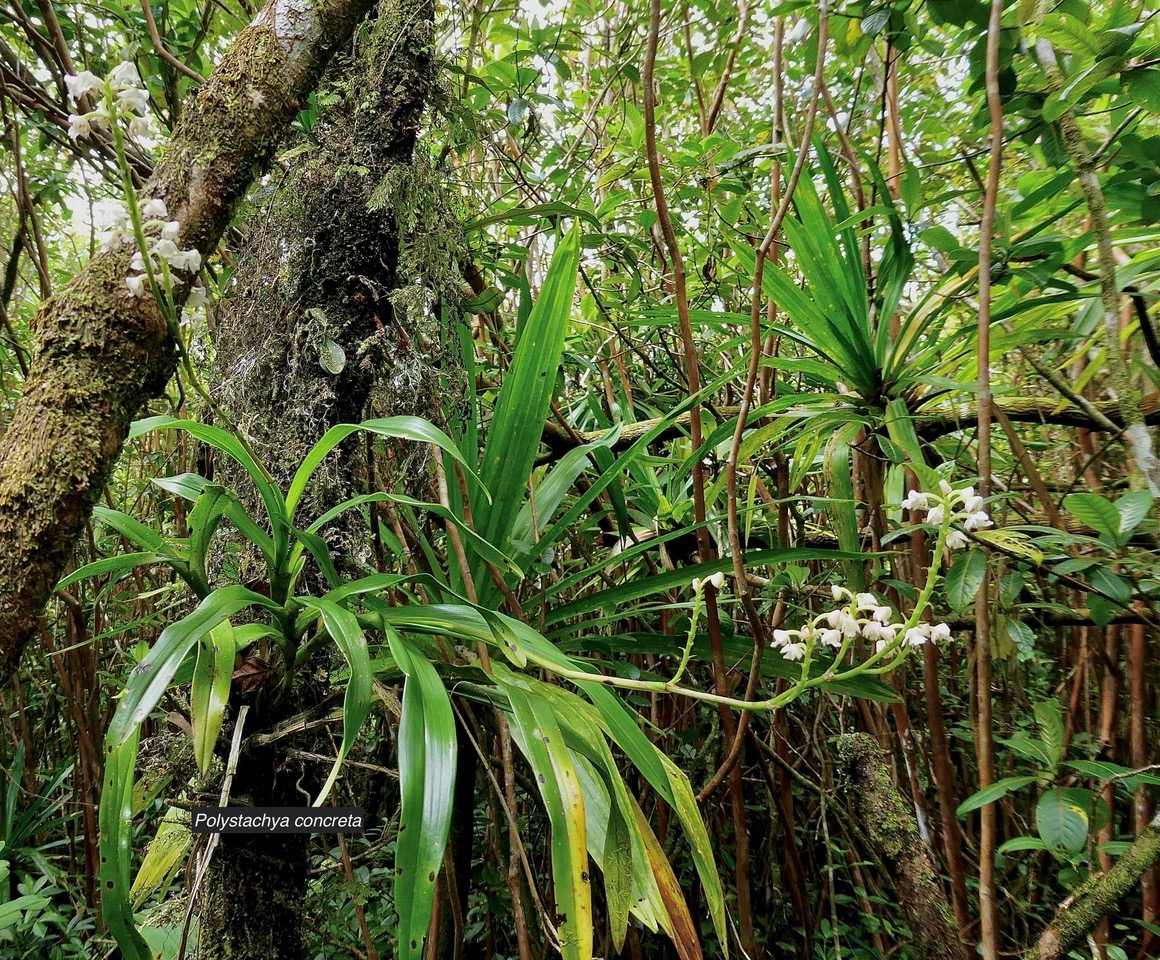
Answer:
[703,0,829,805]
[524,511,954,713]
[976,2,1004,956]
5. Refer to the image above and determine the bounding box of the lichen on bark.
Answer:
[210,0,462,581]
[0,0,379,678]
[837,732,969,960]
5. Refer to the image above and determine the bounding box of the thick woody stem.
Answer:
[0,0,377,676]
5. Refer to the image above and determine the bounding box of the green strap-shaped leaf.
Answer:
[108,584,278,748]
[191,620,236,775]
[93,505,166,553]
[532,678,726,955]
[508,426,620,562]
[285,416,483,522]
[131,417,287,558]
[99,730,150,960]
[290,526,344,590]
[302,492,518,574]
[153,473,275,564]
[630,800,703,960]
[298,597,372,805]
[824,422,866,593]
[493,664,592,960]
[186,484,234,596]
[474,226,581,583]
[387,630,458,960]
[55,552,157,592]
[603,797,632,951]
[131,809,192,907]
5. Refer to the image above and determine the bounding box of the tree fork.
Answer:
[0,0,377,676]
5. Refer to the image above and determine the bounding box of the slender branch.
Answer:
[1033,11,1160,495]
[976,3,1004,954]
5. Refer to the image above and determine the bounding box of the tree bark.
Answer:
[0,0,377,677]
[837,733,969,960]
[196,1,450,954]
[1032,813,1160,960]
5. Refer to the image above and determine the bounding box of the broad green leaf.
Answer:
[0,895,50,931]
[1063,493,1121,540]
[945,548,987,612]
[997,835,1050,855]
[190,621,236,775]
[546,547,860,626]
[387,630,457,960]
[957,776,1037,816]
[1088,566,1131,605]
[1063,759,1160,792]
[1115,490,1151,539]
[883,397,926,466]
[305,492,518,574]
[1123,68,1160,113]
[1036,788,1089,853]
[1033,699,1065,770]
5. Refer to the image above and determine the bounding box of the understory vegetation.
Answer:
[1,0,1160,958]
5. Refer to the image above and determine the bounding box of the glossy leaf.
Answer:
[190,620,236,775]
[474,225,581,582]
[285,416,483,521]
[388,630,458,960]
[299,597,373,805]
[494,665,592,960]
[107,585,279,749]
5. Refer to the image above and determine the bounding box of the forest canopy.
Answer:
[1,0,1160,959]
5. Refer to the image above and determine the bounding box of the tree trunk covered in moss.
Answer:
[0,0,377,678]
[837,733,969,960]
[198,1,463,955]
[1032,813,1160,960]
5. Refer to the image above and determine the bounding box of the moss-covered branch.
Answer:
[837,733,970,960]
[1032,813,1160,960]
[537,395,1160,461]
[0,0,376,676]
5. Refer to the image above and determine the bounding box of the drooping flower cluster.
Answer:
[66,61,152,143]
[93,196,205,302]
[902,480,992,550]
[771,585,951,662]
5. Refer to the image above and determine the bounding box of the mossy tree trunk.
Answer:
[0,0,377,678]
[837,733,970,960]
[197,2,463,955]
